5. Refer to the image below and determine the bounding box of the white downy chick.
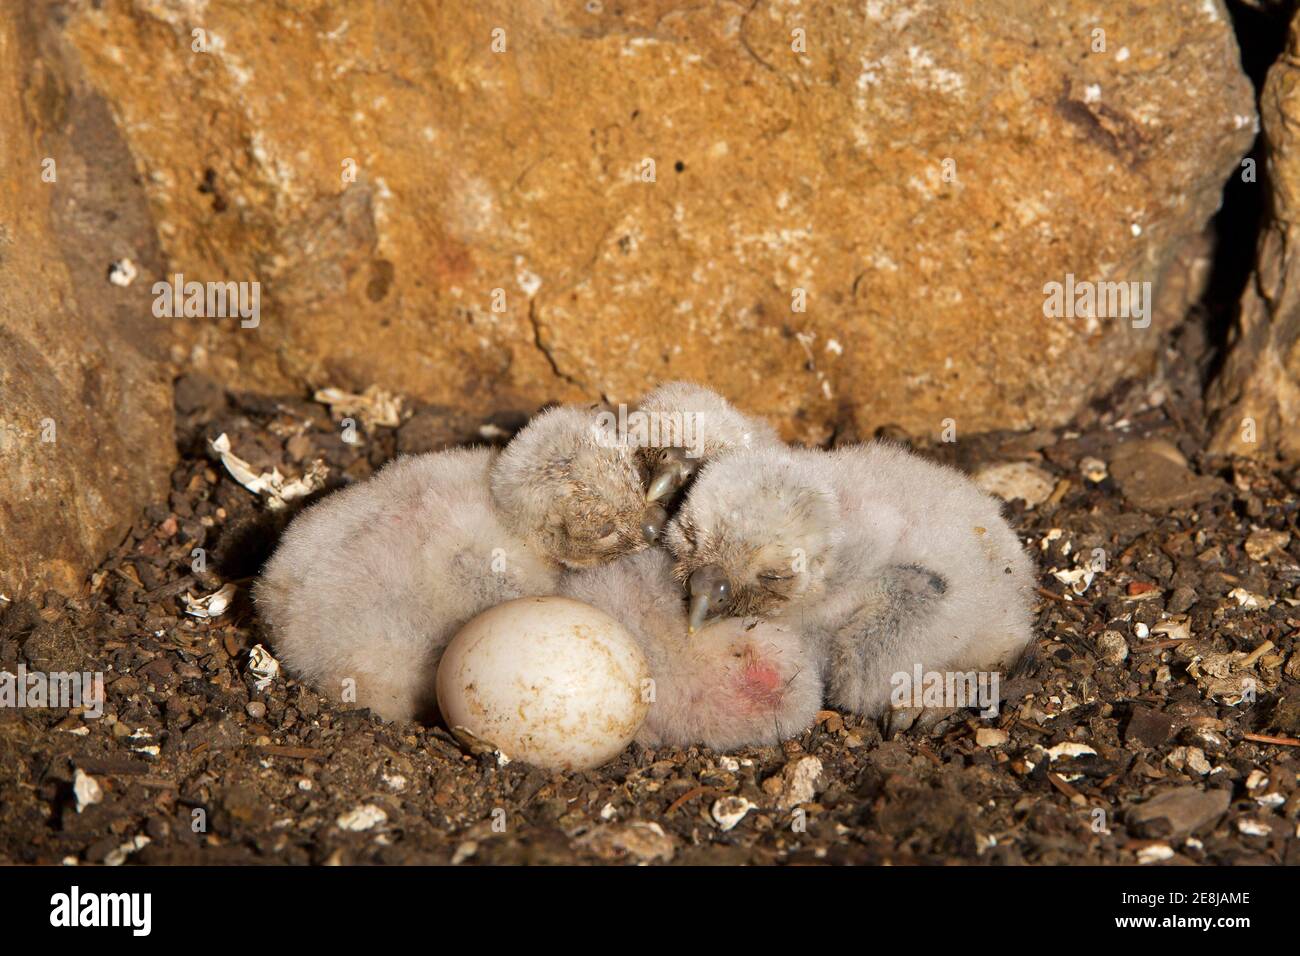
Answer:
[490,404,660,565]
[664,442,1035,728]
[257,405,656,721]
[634,381,781,506]
[560,548,822,751]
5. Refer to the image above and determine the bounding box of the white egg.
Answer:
[435,596,650,770]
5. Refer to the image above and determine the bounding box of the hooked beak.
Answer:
[646,448,698,504]
[687,592,711,634]
[640,503,668,543]
[646,469,676,504]
[686,563,730,635]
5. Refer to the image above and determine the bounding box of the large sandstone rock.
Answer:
[59,0,1253,442]
[1209,9,1300,461]
[0,3,174,598]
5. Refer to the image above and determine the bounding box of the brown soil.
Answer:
[1,352,1297,866]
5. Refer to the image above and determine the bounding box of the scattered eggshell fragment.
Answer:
[108,258,137,287]
[1052,567,1095,595]
[337,804,387,832]
[436,597,650,771]
[1137,844,1174,864]
[711,796,755,831]
[210,433,327,509]
[247,644,280,691]
[314,384,404,430]
[105,836,150,866]
[73,769,102,813]
[1046,742,1097,761]
[1229,587,1273,609]
[183,582,237,619]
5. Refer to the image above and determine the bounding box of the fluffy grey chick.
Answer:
[490,404,661,565]
[634,381,781,506]
[664,442,1035,729]
[560,548,822,751]
[257,405,657,722]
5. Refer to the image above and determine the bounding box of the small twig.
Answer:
[253,745,324,759]
[1036,587,1092,608]
[664,785,720,816]
[1242,733,1300,748]
[144,575,196,602]
[1130,639,1184,654]
[1046,479,1072,507]
[1239,640,1275,669]
[1047,771,1082,800]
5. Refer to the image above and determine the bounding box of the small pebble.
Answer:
[1096,630,1129,665]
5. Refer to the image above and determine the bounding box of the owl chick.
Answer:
[560,548,822,751]
[257,404,657,721]
[634,381,781,505]
[490,404,660,565]
[664,442,1035,729]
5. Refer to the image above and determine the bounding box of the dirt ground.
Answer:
[1,336,1298,866]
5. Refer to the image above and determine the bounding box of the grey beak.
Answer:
[640,504,668,543]
[646,469,676,504]
[686,563,730,635]
[687,592,711,635]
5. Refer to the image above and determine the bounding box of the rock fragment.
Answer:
[975,463,1056,509]
[1109,440,1226,512]
[1127,787,1230,839]
[763,755,825,811]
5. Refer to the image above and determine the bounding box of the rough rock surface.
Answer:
[0,4,174,598]
[1127,786,1231,840]
[1210,9,1300,461]
[1109,438,1228,512]
[59,0,1254,441]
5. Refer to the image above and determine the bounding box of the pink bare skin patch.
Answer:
[734,646,785,713]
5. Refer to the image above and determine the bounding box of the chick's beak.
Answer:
[686,563,730,634]
[645,449,699,504]
[640,503,668,543]
[646,469,676,504]
[687,592,712,634]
